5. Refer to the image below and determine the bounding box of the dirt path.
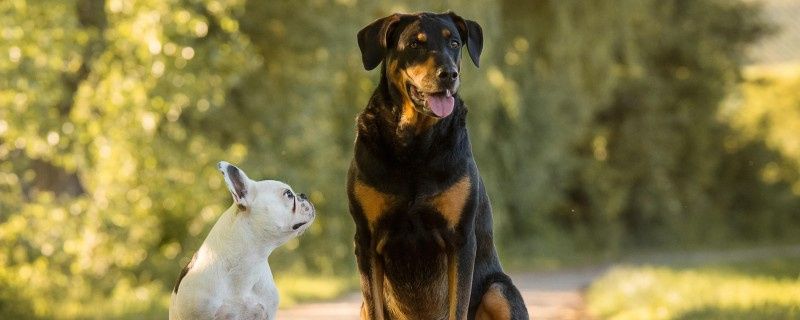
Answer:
[277,245,800,320]
[277,267,605,320]
[515,268,604,320]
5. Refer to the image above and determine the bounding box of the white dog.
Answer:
[169,161,315,320]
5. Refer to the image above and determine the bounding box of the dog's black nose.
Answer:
[437,67,458,81]
[298,193,307,200]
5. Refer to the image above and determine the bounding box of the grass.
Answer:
[6,273,358,319]
[586,257,800,319]
[275,274,360,307]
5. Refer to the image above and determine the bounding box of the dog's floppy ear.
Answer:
[357,14,401,70]
[448,12,483,67]
[218,161,252,211]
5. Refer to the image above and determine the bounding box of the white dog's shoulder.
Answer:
[170,249,226,319]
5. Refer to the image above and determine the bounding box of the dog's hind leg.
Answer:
[475,273,528,320]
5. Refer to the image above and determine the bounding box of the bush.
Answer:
[0,270,36,319]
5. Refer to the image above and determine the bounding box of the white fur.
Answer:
[170,162,315,320]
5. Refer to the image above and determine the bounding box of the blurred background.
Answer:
[2,0,799,319]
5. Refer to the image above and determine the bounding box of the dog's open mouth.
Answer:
[408,84,455,118]
[291,222,307,230]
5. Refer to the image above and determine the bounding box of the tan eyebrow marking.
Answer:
[442,29,451,38]
[416,32,427,42]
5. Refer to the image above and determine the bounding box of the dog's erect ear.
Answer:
[217,161,251,211]
[448,12,483,67]
[357,14,401,70]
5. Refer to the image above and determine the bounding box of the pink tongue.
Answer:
[427,91,455,117]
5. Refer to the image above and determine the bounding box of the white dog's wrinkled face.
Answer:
[218,161,315,243]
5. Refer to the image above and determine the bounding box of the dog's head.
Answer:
[358,12,483,119]
[217,161,315,243]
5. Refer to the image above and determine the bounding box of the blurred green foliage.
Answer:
[1,0,798,317]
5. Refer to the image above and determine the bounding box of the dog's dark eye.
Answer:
[408,40,420,49]
[450,40,460,49]
[283,189,294,200]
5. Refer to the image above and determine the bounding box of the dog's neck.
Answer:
[197,205,278,290]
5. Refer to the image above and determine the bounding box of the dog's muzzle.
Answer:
[291,195,315,231]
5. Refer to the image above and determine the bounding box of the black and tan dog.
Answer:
[347,12,529,320]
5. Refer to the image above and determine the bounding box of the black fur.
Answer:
[349,12,528,320]
[357,14,402,71]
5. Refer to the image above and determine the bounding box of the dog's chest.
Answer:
[353,175,473,318]
[353,174,472,232]
[384,256,449,319]
[171,248,280,320]
[378,211,452,320]
[214,277,278,320]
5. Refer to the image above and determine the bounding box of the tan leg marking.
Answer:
[475,283,511,320]
[360,303,368,320]
[370,257,385,320]
[447,253,460,320]
[354,181,390,320]
[376,233,388,255]
[431,175,471,229]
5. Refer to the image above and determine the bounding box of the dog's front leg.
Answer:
[448,232,476,320]
[355,226,385,320]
